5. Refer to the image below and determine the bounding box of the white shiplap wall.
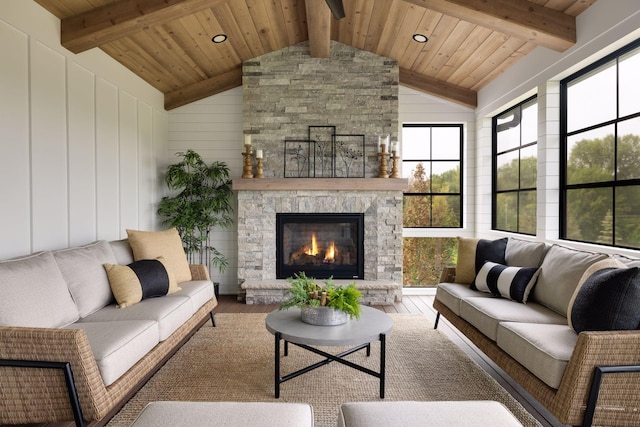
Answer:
[168,87,243,295]
[0,2,167,259]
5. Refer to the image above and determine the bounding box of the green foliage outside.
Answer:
[565,133,640,247]
[495,156,537,234]
[402,162,460,286]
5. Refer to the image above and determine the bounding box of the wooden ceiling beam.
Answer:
[399,68,477,109]
[164,67,243,110]
[61,0,226,54]
[403,0,576,52]
[305,0,332,58]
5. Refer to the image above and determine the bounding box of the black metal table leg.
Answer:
[380,333,386,398]
[275,332,281,398]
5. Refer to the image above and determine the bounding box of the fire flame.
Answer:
[305,233,319,256]
[324,241,336,262]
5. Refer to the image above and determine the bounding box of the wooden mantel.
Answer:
[232,178,409,191]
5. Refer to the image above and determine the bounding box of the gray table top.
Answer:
[265,306,393,347]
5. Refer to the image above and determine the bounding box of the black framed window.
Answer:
[560,38,640,249]
[402,124,462,228]
[492,96,538,235]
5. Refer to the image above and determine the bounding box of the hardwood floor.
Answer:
[215,294,567,427]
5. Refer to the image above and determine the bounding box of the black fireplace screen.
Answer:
[276,213,364,280]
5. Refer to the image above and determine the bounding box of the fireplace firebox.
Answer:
[276,213,364,280]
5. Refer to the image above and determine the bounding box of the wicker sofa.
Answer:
[433,237,640,427]
[0,233,217,426]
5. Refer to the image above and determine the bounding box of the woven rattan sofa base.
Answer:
[433,298,640,427]
[0,265,216,427]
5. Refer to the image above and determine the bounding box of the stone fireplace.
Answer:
[234,179,406,305]
[235,41,404,305]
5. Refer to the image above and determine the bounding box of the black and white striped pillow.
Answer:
[474,261,541,303]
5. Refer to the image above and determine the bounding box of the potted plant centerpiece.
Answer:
[279,272,362,325]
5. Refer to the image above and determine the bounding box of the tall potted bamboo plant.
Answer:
[157,150,233,274]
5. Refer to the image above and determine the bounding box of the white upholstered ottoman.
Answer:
[337,401,523,427]
[131,401,314,426]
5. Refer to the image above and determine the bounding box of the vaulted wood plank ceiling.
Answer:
[35,0,597,110]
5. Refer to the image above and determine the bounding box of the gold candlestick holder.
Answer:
[241,144,254,178]
[377,144,390,178]
[255,158,264,178]
[390,151,400,178]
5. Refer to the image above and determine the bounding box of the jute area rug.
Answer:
[107,313,541,427]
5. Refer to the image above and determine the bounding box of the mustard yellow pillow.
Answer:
[454,237,479,284]
[104,257,179,308]
[126,228,192,283]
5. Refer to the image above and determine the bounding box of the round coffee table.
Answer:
[265,306,393,398]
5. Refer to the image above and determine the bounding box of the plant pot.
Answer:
[300,305,349,326]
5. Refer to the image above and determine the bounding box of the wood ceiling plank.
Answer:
[209,3,256,61]
[173,13,220,76]
[305,0,331,58]
[226,0,269,58]
[411,14,459,75]
[101,39,178,93]
[418,18,472,76]
[435,26,495,83]
[132,28,203,87]
[164,67,243,110]
[399,67,476,108]
[350,0,375,50]
[469,40,535,90]
[260,0,292,48]
[392,3,428,68]
[280,0,308,44]
[445,31,509,85]
[61,0,227,53]
[363,0,394,53]
[375,0,411,58]
[402,0,576,51]
[398,9,442,69]
[246,0,283,53]
[197,8,243,68]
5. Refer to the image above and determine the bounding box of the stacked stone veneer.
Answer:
[237,189,403,305]
[237,41,402,305]
[243,41,398,178]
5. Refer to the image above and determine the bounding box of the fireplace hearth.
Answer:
[276,213,364,280]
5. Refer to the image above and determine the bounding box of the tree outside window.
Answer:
[492,96,537,235]
[561,39,640,249]
[402,124,462,287]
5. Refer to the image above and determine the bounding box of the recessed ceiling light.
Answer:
[412,34,428,43]
[212,34,227,43]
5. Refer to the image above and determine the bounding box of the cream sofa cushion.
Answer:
[65,320,159,386]
[109,239,135,265]
[81,296,192,341]
[0,251,79,328]
[505,238,547,267]
[460,297,566,341]
[165,280,215,312]
[532,245,607,316]
[435,282,491,316]
[53,241,117,317]
[497,322,578,389]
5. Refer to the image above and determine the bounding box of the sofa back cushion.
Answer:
[54,241,117,317]
[505,238,548,267]
[110,239,135,265]
[0,251,80,327]
[532,245,608,316]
